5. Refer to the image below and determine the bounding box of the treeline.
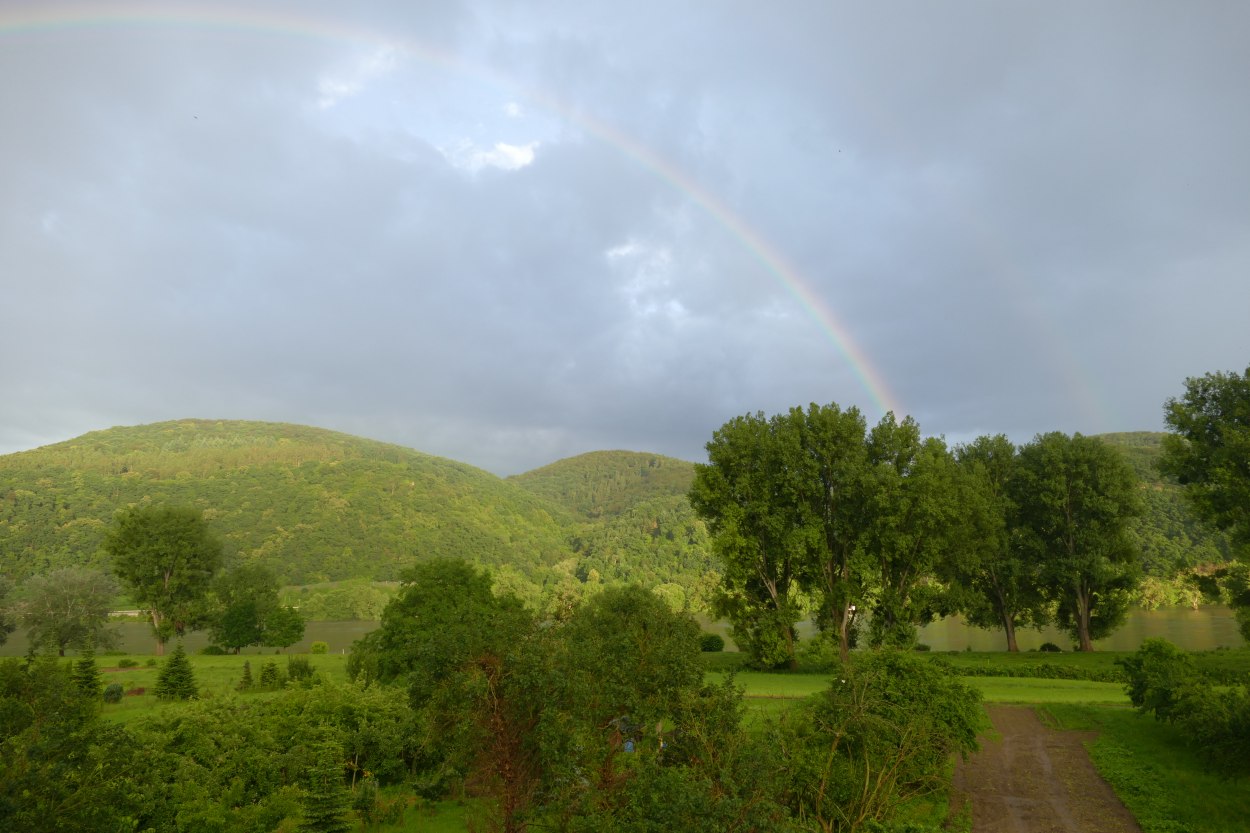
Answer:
[692,406,1147,663]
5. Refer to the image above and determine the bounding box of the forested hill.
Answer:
[509,452,716,609]
[508,451,696,519]
[1096,432,1232,576]
[0,420,577,587]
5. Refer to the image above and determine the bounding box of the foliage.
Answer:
[0,658,139,831]
[259,661,284,690]
[15,567,118,656]
[0,419,573,591]
[946,435,1047,651]
[105,505,224,651]
[71,648,102,698]
[238,660,254,691]
[1116,639,1250,780]
[700,633,725,652]
[154,642,199,701]
[772,651,982,832]
[1012,432,1143,650]
[310,640,329,654]
[0,577,15,646]
[103,682,124,703]
[288,655,315,683]
[297,735,354,833]
[1160,365,1250,552]
[690,406,841,668]
[262,604,306,649]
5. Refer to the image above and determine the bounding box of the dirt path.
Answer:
[951,705,1142,833]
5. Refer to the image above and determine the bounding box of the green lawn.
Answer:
[1045,704,1250,833]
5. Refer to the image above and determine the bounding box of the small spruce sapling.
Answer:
[154,642,198,701]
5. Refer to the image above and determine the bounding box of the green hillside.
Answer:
[509,452,717,609]
[508,450,697,518]
[0,420,575,586]
[1096,432,1233,576]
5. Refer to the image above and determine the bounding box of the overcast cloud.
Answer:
[3,1,1248,474]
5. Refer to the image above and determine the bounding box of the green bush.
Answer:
[310,641,329,655]
[699,633,725,652]
[103,683,124,704]
[777,651,983,831]
[1039,642,1063,652]
[118,658,139,669]
[259,661,283,689]
[287,655,314,683]
[199,645,227,656]
[145,658,157,667]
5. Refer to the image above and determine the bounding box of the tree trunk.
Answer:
[837,604,852,665]
[1075,589,1094,651]
[1001,613,1019,652]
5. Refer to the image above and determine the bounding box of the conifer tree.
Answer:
[238,659,254,691]
[298,739,353,833]
[154,642,198,700]
[71,647,102,698]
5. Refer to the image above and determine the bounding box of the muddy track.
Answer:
[951,705,1142,833]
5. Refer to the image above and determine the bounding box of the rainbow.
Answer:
[3,2,903,417]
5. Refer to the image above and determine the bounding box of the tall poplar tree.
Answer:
[947,435,1047,652]
[1012,433,1142,651]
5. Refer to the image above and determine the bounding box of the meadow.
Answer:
[85,643,1250,832]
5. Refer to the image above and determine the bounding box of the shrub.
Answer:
[777,651,983,831]
[913,643,931,652]
[1039,642,1063,652]
[699,633,725,652]
[310,641,329,655]
[1117,638,1195,721]
[145,658,157,667]
[259,661,283,689]
[238,661,254,691]
[199,645,227,656]
[118,658,139,669]
[287,655,314,682]
[103,683,124,704]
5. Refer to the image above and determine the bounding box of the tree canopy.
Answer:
[1012,432,1142,651]
[16,567,118,656]
[104,505,223,653]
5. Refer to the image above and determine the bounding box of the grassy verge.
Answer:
[1044,703,1250,833]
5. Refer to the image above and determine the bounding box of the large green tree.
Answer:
[17,568,118,657]
[862,419,965,648]
[1012,433,1142,651]
[689,410,807,668]
[208,563,303,652]
[1160,365,1250,550]
[1160,365,1250,639]
[104,506,223,654]
[946,435,1048,651]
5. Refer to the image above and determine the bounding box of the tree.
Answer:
[210,563,279,653]
[947,435,1047,651]
[17,568,118,657]
[104,506,223,654]
[862,419,964,648]
[1160,365,1250,550]
[689,410,807,669]
[1012,433,1142,651]
[1161,366,1250,638]
[72,648,102,699]
[154,642,198,700]
[262,604,306,650]
[298,736,354,833]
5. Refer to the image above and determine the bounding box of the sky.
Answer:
[2,1,1248,476]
